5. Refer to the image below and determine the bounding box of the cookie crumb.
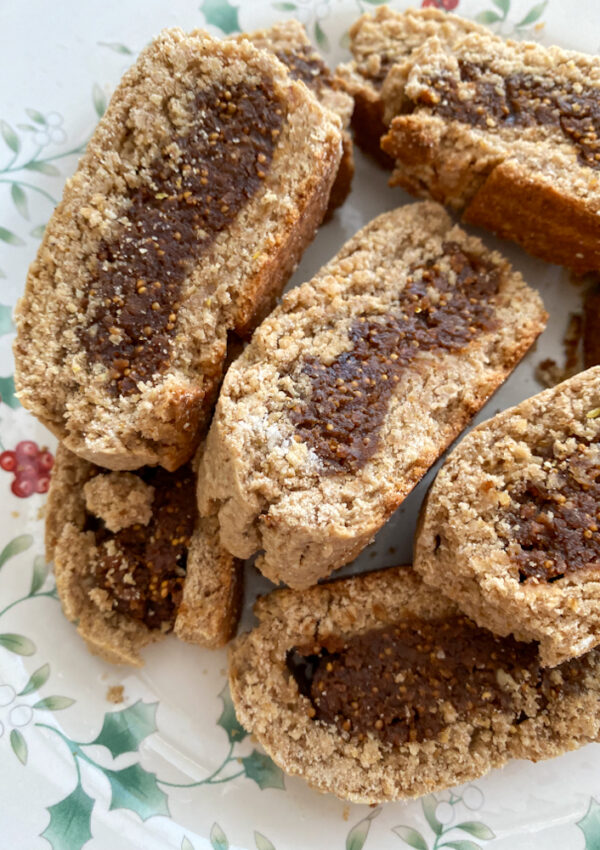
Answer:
[106,685,124,704]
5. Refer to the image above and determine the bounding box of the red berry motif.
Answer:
[421,0,459,8]
[0,440,54,498]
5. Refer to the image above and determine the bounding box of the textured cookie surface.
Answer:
[415,366,600,668]
[229,566,600,803]
[46,444,242,666]
[242,19,354,214]
[199,201,546,589]
[351,8,600,272]
[15,28,342,471]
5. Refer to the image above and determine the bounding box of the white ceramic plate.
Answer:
[2,1,600,848]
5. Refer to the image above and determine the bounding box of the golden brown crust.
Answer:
[47,444,241,665]
[15,28,342,471]
[229,566,600,803]
[414,367,600,668]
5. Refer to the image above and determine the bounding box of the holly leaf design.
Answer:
[314,21,329,51]
[442,842,482,850]
[217,683,247,744]
[491,0,510,14]
[11,183,29,220]
[10,728,28,765]
[0,120,20,154]
[200,0,240,34]
[577,798,600,850]
[33,696,75,711]
[26,108,46,125]
[182,839,195,850]
[25,161,60,176]
[210,822,229,850]
[105,763,169,820]
[41,781,94,850]
[30,555,50,595]
[255,832,276,850]
[455,822,495,840]
[19,662,50,696]
[92,84,107,119]
[97,41,134,55]
[0,304,14,335]
[392,826,428,850]
[0,633,35,655]
[516,1,547,27]
[241,750,285,791]
[346,808,381,850]
[30,223,47,238]
[0,375,20,408]
[422,796,442,836]
[0,226,25,246]
[90,700,158,758]
[0,534,33,569]
[475,10,503,24]
[272,1,297,9]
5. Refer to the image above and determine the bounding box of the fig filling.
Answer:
[423,61,600,170]
[275,45,332,94]
[81,79,286,397]
[289,242,500,471]
[287,615,588,746]
[504,436,600,583]
[86,464,196,630]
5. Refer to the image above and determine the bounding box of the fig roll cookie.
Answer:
[14,28,342,471]
[415,367,600,667]
[229,566,600,803]
[199,201,546,589]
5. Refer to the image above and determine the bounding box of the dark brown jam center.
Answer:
[87,464,196,630]
[288,243,500,472]
[275,45,331,94]
[288,616,587,746]
[504,436,600,582]
[425,61,600,170]
[81,80,285,396]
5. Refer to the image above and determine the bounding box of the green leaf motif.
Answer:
[41,781,94,850]
[98,41,134,55]
[25,160,60,176]
[455,822,495,840]
[11,183,29,219]
[181,839,195,850]
[392,826,428,850]
[30,223,47,239]
[475,10,502,24]
[314,20,329,51]
[242,750,285,791]
[0,304,14,335]
[90,700,158,758]
[92,84,107,118]
[0,375,20,408]
[491,0,510,14]
[1,120,20,154]
[577,798,600,850]
[33,695,75,711]
[255,832,276,850]
[346,808,381,850]
[0,226,25,246]
[217,683,247,744]
[271,2,297,10]
[10,728,28,765]
[210,822,229,850]
[0,633,35,655]
[200,0,240,34]
[516,0,547,27]
[30,554,50,595]
[442,842,482,850]
[26,108,46,125]
[19,662,50,696]
[105,763,169,821]
[0,534,33,569]
[422,796,442,836]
